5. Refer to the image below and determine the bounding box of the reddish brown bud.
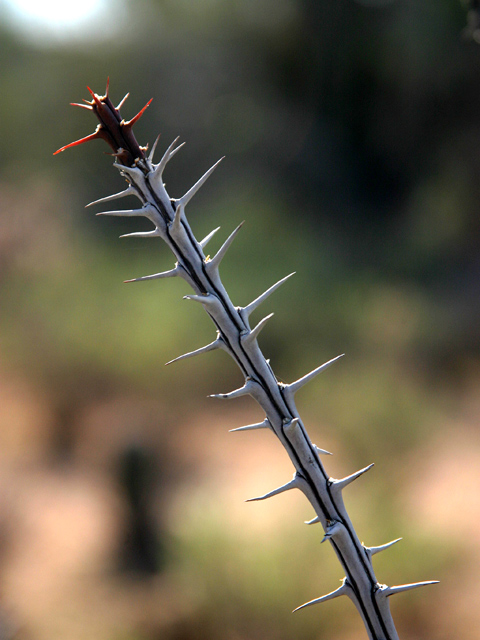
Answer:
[54,82,150,167]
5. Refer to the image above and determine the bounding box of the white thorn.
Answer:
[314,444,333,456]
[199,227,221,249]
[85,186,137,208]
[229,418,270,433]
[164,140,185,164]
[283,417,301,436]
[184,293,209,303]
[242,313,274,346]
[366,538,402,557]
[96,207,147,217]
[242,273,295,318]
[177,157,224,208]
[165,338,224,365]
[209,379,255,401]
[382,581,439,597]
[119,228,161,239]
[285,354,344,398]
[170,202,184,235]
[113,163,143,178]
[304,515,322,525]
[152,137,183,178]
[331,463,374,493]
[183,293,221,311]
[124,266,181,283]
[293,580,349,613]
[321,521,343,544]
[205,221,244,275]
[148,134,161,163]
[246,474,300,502]
[97,204,158,225]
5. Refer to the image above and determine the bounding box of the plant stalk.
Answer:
[55,83,437,640]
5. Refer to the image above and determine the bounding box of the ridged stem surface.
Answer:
[57,85,437,640]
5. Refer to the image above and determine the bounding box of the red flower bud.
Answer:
[54,79,151,167]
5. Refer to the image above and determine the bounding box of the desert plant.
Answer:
[55,81,437,640]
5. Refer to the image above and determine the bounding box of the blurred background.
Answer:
[0,0,479,638]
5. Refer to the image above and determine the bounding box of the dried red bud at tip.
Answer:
[54,82,151,167]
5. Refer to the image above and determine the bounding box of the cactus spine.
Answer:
[55,82,438,640]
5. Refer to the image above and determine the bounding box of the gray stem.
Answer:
[90,143,437,640]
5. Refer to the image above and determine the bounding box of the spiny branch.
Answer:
[55,83,438,640]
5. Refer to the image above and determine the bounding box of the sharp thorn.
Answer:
[157,136,179,168]
[95,207,147,217]
[304,516,322,525]
[366,538,402,557]
[206,222,243,274]
[293,581,349,613]
[123,98,153,128]
[184,294,209,303]
[70,102,93,110]
[116,92,130,111]
[165,338,223,365]
[383,581,439,597]
[314,444,333,456]
[113,162,142,178]
[242,273,295,318]
[331,463,374,492]
[86,86,102,108]
[124,266,180,283]
[229,419,270,433]
[119,229,161,239]
[245,475,300,502]
[320,521,343,544]
[285,354,344,397]
[148,133,161,163]
[183,293,220,312]
[283,417,301,436]
[199,227,221,249]
[242,313,273,346]
[54,130,102,155]
[170,202,184,235]
[166,141,185,162]
[177,157,224,208]
[153,137,183,178]
[208,379,254,401]
[85,186,137,208]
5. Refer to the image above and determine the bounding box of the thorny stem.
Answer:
[55,82,438,640]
